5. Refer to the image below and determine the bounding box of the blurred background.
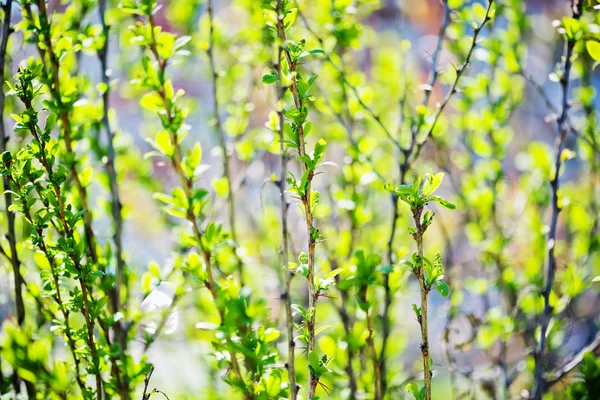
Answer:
[1,0,599,399]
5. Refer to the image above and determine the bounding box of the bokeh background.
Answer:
[1,0,599,399]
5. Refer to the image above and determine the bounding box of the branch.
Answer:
[296,8,402,153]
[545,333,600,387]
[522,72,600,158]
[97,0,129,396]
[410,0,495,165]
[205,0,246,284]
[532,1,582,398]
[275,1,296,398]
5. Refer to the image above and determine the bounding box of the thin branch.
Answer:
[205,0,246,284]
[522,72,600,157]
[0,3,29,378]
[97,0,129,397]
[409,0,495,165]
[296,8,402,152]
[545,333,600,387]
[138,10,252,399]
[532,1,582,398]
[279,6,320,398]
[275,1,296,398]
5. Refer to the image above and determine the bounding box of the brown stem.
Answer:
[410,0,494,165]
[365,309,382,400]
[8,174,87,394]
[206,0,245,284]
[0,7,35,399]
[413,207,432,400]
[30,0,99,266]
[143,12,252,399]
[18,85,103,400]
[532,1,581,398]
[97,0,129,397]
[275,1,296,397]
[277,8,319,399]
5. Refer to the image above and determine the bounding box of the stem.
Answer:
[26,0,99,266]
[0,8,35,398]
[409,0,494,165]
[365,309,382,400]
[0,0,23,329]
[142,12,252,399]
[275,1,296,397]
[206,0,245,284]
[413,207,432,400]
[276,8,318,399]
[532,1,581,398]
[97,0,129,397]
[8,166,88,396]
[17,82,104,400]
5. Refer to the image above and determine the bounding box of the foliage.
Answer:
[0,0,599,399]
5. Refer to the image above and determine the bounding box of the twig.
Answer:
[275,1,296,398]
[137,9,253,399]
[142,365,155,400]
[97,0,129,397]
[0,0,23,329]
[545,333,600,387]
[409,0,495,165]
[277,5,321,398]
[532,1,582,398]
[205,0,246,284]
[522,72,600,157]
[296,8,401,152]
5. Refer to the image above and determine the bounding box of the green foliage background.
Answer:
[0,0,599,399]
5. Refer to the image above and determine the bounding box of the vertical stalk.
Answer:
[532,1,581,398]
[14,81,104,399]
[412,207,432,400]
[97,0,129,397]
[365,309,382,400]
[24,0,99,264]
[0,4,36,397]
[275,1,296,397]
[0,0,23,331]
[276,6,318,398]
[205,0,245,283]
[140,11,252,399]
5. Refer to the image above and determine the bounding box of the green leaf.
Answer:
[140,92,164,112]
[154,130,174,157]
[422,172,444,196]
[427,195,456,209]
[406,382,420,399]
[436,281,449,297]
[586,40,600,61]
[212,177,229,198]
[262,73,278,84]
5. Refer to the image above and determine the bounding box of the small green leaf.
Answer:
[436,281,449,297]
[586,41,600,62]
[406,382,420,399]
[262,73,278,84]
[427,195,456,210]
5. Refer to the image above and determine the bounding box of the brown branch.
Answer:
[532,1,582,398]
[275,1,297,398]
[0,8,35,397]
[277,7,320,399]
[97,0,129,397]
[141,11,252,399]
[205,0,246,284]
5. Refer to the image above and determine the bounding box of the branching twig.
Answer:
[532,1,582,398]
